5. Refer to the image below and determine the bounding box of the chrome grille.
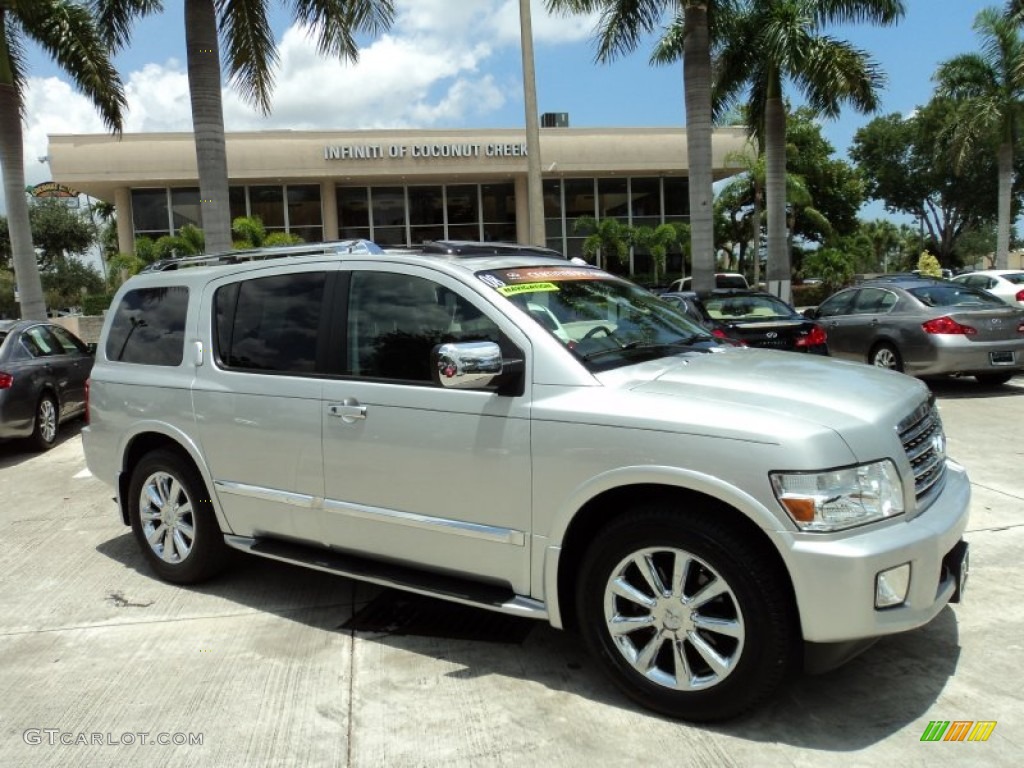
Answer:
[898,399,947,502]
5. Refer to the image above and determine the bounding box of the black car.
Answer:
[0,320,94,450]
[660,290,829,354]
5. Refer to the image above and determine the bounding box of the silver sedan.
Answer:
[806,276,1024,385]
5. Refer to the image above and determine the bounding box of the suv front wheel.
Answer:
[128,450,228,584]
[576,506,798,721]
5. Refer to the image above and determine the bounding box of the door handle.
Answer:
[328,399,367,423]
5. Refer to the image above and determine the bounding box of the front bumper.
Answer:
[785,459,971,643]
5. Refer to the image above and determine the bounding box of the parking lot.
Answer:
[1,377,1022,768]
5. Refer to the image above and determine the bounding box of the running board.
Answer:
[224,535,548,621]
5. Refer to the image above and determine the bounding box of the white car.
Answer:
[951,269,1024,307]
[666,273,749,292]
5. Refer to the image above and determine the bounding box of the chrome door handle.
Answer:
[328,399,367,423]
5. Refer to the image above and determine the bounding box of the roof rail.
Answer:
[140,239,385,272]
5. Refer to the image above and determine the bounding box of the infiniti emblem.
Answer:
[766,331,778,338]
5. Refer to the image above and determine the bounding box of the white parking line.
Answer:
[73,468,92,479]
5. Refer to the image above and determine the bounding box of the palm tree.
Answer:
[546,1,736,294]
[0,1,132,320]
[935,7,1024,270]
[177,1,394,254]
[707,0,903,302]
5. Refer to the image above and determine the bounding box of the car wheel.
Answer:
[869,343,903,371]
[576,505,798,721]
[127,450,228,584]
[28,393,59,451]
[975,373,1014,386]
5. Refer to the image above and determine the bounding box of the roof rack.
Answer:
[140,239,386,272]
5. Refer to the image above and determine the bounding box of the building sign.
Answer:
[324,143,528,161]
[29,181,80,198]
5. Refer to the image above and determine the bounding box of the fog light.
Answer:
[876,564,911,608]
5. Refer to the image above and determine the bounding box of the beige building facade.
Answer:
[48,126,749,271]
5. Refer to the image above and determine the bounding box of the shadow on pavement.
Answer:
[96,531,962,749]
[0,419,84,470]
[927,376,1023,400]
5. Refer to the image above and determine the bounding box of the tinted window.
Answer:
[852,287,896,314]
[703,294,795,320]
[1003,272,1024,285]
[23,326,62,357]
[348,272,500,382]
[49,325,89,354]
[817,290,857,317]
[217,272,326,373]
[908,284,1006,308]
[106,287,189,365]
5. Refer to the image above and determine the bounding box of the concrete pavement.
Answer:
[1,377,1021,767]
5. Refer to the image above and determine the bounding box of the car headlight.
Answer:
[770,460,904,532]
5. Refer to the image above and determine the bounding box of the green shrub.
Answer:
[83,293,114,316]
[791,283,828,308]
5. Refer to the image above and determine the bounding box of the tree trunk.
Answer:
[764,92,790,302]
[185,0,233,254]
[751,179,762,287]
[683,3,714,296]
[996,140,1012,270]
[0,83,47,320]
[519,0,545,247]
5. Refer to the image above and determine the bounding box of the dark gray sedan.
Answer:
[806,276,1024,385]
[0,320,94,449]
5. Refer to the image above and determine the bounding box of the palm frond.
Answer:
[807,0,905,28]
[217,0,278,112]
[798,37,884,118]
[291,0,395,61]
[89,0,163,51]
[20,0,126,132]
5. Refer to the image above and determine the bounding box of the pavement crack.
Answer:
[105,590,155,608]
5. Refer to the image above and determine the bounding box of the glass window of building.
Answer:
[131,189,170,239]
[663,177,689,222]
[170,188,201,232]
[286,184,323,242]
[408,185,444,244]
[337,186,370,240]
[230,186,248,222]
[563,178,595,259]
[446,185,480,241]
[371,186,406,245]
[630,178,661,230]
[543,180,564,253]
[598,178,629,222]
[480,183,515,242]
[249,185,285,232]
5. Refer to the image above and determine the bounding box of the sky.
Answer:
[6,0,997,222]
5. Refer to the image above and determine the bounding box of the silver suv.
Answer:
[83,241,970,721]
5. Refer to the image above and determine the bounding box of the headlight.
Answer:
[770,460,904,532]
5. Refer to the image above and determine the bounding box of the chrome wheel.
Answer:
[872,345,900,370]
[603,547,745,691]
[37,397,57,444]
[138,471,196,564]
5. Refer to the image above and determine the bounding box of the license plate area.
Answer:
[990,350,1016,366]
[943,540,969,604]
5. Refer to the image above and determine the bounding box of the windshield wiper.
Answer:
[579,334,713,362]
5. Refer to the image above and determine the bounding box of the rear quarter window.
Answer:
[105,286,189,365]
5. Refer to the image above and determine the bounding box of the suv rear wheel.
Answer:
[576,506,798,721]
[128,450,228,583]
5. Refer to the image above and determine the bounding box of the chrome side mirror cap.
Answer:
[432,342,503,390]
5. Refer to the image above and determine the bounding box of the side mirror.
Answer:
[802,307,819,320]
[432,341,504,390]
[86,342,98,355]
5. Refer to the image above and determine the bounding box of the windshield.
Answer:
[702,293,796,321]
[909,284,1008,308]
[477,265,719,371]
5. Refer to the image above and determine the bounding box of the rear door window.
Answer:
[106,287,189,365]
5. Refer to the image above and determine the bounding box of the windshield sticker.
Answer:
[496,282,559,296]
[478,266,612,289]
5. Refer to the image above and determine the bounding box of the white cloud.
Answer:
[4,0,601,212]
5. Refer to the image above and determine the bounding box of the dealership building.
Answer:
[47,124,749,272]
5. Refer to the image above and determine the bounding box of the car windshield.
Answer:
[476,265,717,371]
[909,284,1008,308]
[703,294,796,321]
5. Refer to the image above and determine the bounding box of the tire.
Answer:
[576,506,798,721]
[127,450,228,584]
[975,373,1014,386]
[869,343,903,372]
[28,393,59,451]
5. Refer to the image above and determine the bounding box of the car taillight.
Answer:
[0,372,13,389]
[84,378,90,425]
[922,316,977,335]
[711,328,747,346]
[796,324,827,347]
[1015,288,1024,303]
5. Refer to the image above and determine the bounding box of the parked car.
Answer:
[950,269,1024,307]
[806,275,1024,385]
[665,272,749,292]
[84,240,969,722]
[0,320,94,450]
[660,289,828,354]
